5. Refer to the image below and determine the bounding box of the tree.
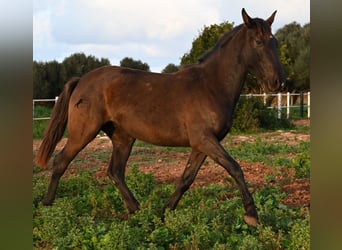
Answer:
[161,63,179,73]
[33,61,47,99]
[33,53,110,98]
[120,57,150,71]
[275,22,310,91]
[59,53,109,83]
[180,21,234,66]
[33,60,60,99]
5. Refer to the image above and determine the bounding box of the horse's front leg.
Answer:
[192,134,258,228]
[107,131,139,214]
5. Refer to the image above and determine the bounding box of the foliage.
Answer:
[33,53,110,99]
[120,57,151,72]
[33,166,309,249]
[275,22,310,91]
[180,21,234,66]
[225,138,310,170]
[232,97,293,133]
[161,63,180,73]
[291,151,310,179]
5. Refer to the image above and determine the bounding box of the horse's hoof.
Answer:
[243,215,258,228]
[42,198,53,206]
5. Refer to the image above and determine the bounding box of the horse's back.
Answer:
[68,65,194,146]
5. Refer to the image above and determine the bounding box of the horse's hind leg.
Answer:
[42,121,100,205]
[163,149,207,212]
[106,129,139,213]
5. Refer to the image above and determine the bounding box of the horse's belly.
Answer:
[121,119,190,147]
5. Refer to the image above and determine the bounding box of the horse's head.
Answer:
[241,8,286,92]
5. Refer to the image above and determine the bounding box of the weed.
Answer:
[291,151,310,179]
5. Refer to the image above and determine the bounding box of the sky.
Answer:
[33,0,310,73]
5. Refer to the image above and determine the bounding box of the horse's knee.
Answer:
[51,152,69,176]
[107,171,123,186]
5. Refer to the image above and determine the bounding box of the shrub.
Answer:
[232,97,293,133]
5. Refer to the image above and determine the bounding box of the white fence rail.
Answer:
[240,92,310,119]
[33,92,310,121]
[32,97,58,121]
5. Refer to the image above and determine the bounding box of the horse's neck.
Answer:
[202,46,247,105]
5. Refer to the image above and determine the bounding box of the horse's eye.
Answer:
[255,39,263,46]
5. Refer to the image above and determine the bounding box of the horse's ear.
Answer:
[266,10,277,26]
[242,8,253,28]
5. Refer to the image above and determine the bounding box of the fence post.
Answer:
[307,91,310,118]
[32,100,35,121]
[263,92,267,105]
[277,92,282,119]
[300,92,304,118]
[286,92,290,119]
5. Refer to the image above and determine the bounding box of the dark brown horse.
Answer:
[36,9,285,227]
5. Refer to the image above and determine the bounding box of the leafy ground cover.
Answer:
[33,120,310,249]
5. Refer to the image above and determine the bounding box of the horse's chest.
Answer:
[202,106,233,138]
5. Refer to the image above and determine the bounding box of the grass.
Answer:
[225,139,309,167]
[33,124,310,249]
[33,106,51,138]
[33,167,309,249]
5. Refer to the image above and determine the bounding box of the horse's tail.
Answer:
[35,77,80,168]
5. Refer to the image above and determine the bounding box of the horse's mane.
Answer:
[198,24,244,63]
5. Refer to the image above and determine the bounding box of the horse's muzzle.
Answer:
[267,79,285,93]
[280,82,286,91]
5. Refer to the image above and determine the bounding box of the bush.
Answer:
[232,97,293,133]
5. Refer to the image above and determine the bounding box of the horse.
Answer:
[35,8,285,228]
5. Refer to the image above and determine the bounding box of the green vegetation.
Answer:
[231,97,293,133]
[33,53,111,99]
[33,106,52,138]
[180,21,234,66]
[33,167,309,249]
[276,22,310,91]
[33,124,310,249]
[120,57,151,72]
